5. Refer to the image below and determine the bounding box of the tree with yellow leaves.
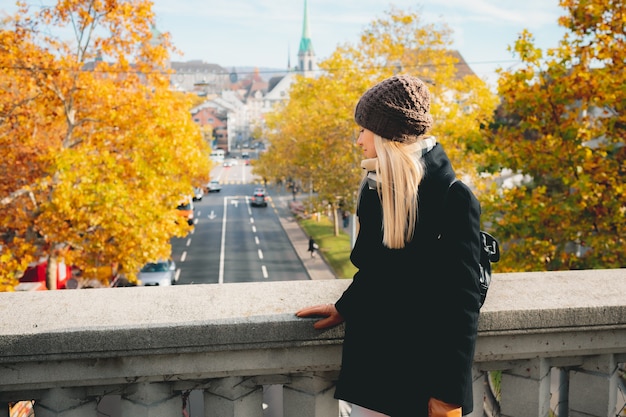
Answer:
[483,0,625,271]
[256,6,498,235]
[0,1,211,290]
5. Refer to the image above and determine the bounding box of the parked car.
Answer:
[250,187,268,207]
[192,187,204,201]
[206,180,222,193]
[18,259,73,290]
[176,198,194,225]
[137,259,177,286]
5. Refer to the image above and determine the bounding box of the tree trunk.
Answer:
[46,256,57,290]
[333,204,340,236]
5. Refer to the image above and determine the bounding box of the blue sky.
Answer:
[3,1,568,88]
[150,0,568,87]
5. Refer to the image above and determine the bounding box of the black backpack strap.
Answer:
[443,178,499,308]
[481,231,500,263]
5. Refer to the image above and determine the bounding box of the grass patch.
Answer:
[299,217,357,279]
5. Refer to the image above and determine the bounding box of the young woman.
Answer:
[296,75,482,417]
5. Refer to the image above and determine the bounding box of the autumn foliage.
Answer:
[258,2,624,273]
[484,0,625,271]
[0,1,211,290]
[255,6,498,235]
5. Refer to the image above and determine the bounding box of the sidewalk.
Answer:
[267,186,337,280]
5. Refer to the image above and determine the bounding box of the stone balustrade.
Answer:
[1,269,625,417]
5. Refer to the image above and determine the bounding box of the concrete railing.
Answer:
[1,269,625,417]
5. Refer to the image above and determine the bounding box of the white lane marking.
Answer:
[219,198,228,284]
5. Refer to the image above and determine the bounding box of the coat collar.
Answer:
[362,136,438,189]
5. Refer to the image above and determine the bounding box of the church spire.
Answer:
[287,43,291,71]
[297,0,315,77]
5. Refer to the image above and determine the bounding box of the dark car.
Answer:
[250,188,268,207]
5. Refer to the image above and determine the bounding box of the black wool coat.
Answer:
[334,144,482,417]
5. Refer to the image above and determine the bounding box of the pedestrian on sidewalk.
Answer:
[342,210,350,229]
[296,75,482,417]
[307,236,317,258]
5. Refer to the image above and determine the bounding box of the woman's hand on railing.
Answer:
[296,304,344,329]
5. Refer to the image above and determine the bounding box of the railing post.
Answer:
[120,382,180,417]
[203,376,264,417]
[33,387,97,417]
[569,354,620,417]
[500,358,551,417]
[283,371,338,417]
[555,367,569,417]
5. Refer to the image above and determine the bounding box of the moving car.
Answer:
[250,187,268,207]
[137,259,177,286]
[206,180,222,193]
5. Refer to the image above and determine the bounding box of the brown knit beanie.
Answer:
[354,75,433,143]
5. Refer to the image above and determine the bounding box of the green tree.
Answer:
[484,0,625,271]
[0,0,211,290]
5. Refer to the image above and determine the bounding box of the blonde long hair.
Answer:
[360,134,426,249]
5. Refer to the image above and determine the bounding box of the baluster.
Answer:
[500,358,551,417]
[120,382,180,417]
[203,376,263,417]
[283,371,338,417]
[569,354,619,417]
[34,387,97,417]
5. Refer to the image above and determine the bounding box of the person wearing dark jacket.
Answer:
[308,236,317,258]
[296,75,482,417]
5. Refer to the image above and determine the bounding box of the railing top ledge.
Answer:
[0,279,350,364]
[2,269,626,334]
[1,269,625,363]
[479,268,626,331]
[0,279,349,335]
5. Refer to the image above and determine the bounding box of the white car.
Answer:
[138,259,177,286]
[192,187,204,201]
[206,180,222,193]
[250,188,268,207]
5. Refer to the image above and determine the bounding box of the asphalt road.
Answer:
[169,159,336,285]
